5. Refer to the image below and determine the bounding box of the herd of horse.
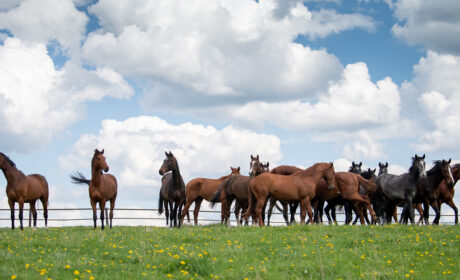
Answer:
[0,150,458,231]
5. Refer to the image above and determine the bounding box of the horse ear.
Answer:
[238,166,240,171]
[422,154,425,159]
[359,162,362,167]
[101,149,104,154]
[379,162,382,168]
[330,162,334,167]
[257,155,259,160]
[373,168,376,173]
[267,161,269,167]
[385,162,388,167]
[251,155,254,160]
[95,149,99,154]
[448,158,451,164]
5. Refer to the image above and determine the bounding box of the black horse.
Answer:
[159,151,186,227]
[375,154,426,224]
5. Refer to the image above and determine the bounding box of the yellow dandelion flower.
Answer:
[180,261,185,265]
[89,277,95,280]
[11,276,17,280]
[74,270,80,276]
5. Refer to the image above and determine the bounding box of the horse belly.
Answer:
[269,186,300,201]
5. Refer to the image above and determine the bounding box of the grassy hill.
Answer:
[0,224,458,279]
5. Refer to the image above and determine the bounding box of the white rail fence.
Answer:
[0,208,457,227]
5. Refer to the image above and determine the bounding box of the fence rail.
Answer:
[0,208,457,226]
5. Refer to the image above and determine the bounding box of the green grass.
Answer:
[0,224,458,279]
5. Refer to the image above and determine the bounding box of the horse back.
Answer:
[226,175,251,200]
[24,174,49,201]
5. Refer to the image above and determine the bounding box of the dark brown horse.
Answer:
[245,162,336,226]
[181,166,240,225]
[415,159,454,225]
[437,163,459,224]
[1,153,49,230]
[158,151,186,227]
[71,149,117,230]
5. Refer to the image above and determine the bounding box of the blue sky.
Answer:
[0,0,459,226]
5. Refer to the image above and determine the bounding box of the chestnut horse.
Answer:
[1,153,49,230]
[181,166,240,225]
[159,151,186,227]
[265,165,303,226]
[438,163,459,224]
[245,162,336,226]
[71,149,117,230]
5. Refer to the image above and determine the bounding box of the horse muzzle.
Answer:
[159,169,164,176]
[328,184,334,190]
[104,167,109,172]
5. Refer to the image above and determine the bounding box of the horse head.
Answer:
[230,166,241,175]
[322,162,335,190]
[412,154,427,178]
[249,155,264,177]
[349,161,362,175]
[262,162,270,173]
[378,162,388,176]
[159,151,176,176]
[0,152,16,170]
[363,168,377,181]
[92,149,109,172]
[439,159,454,188]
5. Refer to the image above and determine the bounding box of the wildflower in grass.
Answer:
[387,260,392,264]
[180,261,185,265]
[74,270,80,276]
[166,273,173,277]
[228,259,233,263]
[89,277,95,280]
[11,276,17,280]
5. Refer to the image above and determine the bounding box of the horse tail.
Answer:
[357,175,377,194]
[70,172,90,186]
[210,180,225,208]
[243,181,254,221]
[158,192,164,215]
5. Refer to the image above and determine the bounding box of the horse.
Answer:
[181,166,240,225]
[415,159,454,225]
[71,149,117,230]
[378,162,388,175]
[158,151,186,228]
[323,163,368,225]
[245,162,336,226]
[437,163,459,224]
[266,165,303,226]
[375,154,426,224]
[0,153,49,230]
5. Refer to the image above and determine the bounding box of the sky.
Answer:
[0,0,459,227]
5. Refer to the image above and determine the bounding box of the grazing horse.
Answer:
[71,149,117,230]
[437,163,459,224]
[245,163,336,226]
[376,154,426,224]
[181,166,240,225]
[159,151,186,228]
[416,159,454,225]
[1,153,49,230]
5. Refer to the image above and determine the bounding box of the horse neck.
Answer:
[170,161,182,188]
[1,164,24,185]
[409,166,423,182]
[453,166,460,183]
[91,165,103,187]
[299,165,326,182]
[426,166,444,189]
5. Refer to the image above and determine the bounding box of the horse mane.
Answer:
[452,163,460,169]
[426,160,443,176]
[0,153,16,167]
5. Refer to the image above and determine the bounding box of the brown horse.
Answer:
[181,166,240,225]
[1,153,49,230]
[159,151,186,227]
[268,165,303,225]
[71,149,117,230]
[245,162,336,226]
[437,163,459,224]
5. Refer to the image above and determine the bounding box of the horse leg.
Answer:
[90,200,97,229]
[431,201,441,225]
[324,202,333,225]
[303,198,314,225]
[109,198,115,228]
[100,200,106,230]
[415,203,424,225]
[422,201,430,225]
[164,200,170,226]
[40,197,48,228]
[254,198,267,226]
[291,202,298,224]
[18,200,25,231]
[181,193,196,226]
[8,199,15,230]
[267,198,275,226]
[192,197,203,226]
[393,206,399,223]
[447,199,458,224]
[172,201,180,227]
[30,202,37,229]
[281,201,289,226]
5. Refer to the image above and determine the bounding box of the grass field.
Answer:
[0,224,458,280]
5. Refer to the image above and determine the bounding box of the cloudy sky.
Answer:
[0,0,459,226]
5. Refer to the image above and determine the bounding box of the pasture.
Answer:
[0,225,458,279]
